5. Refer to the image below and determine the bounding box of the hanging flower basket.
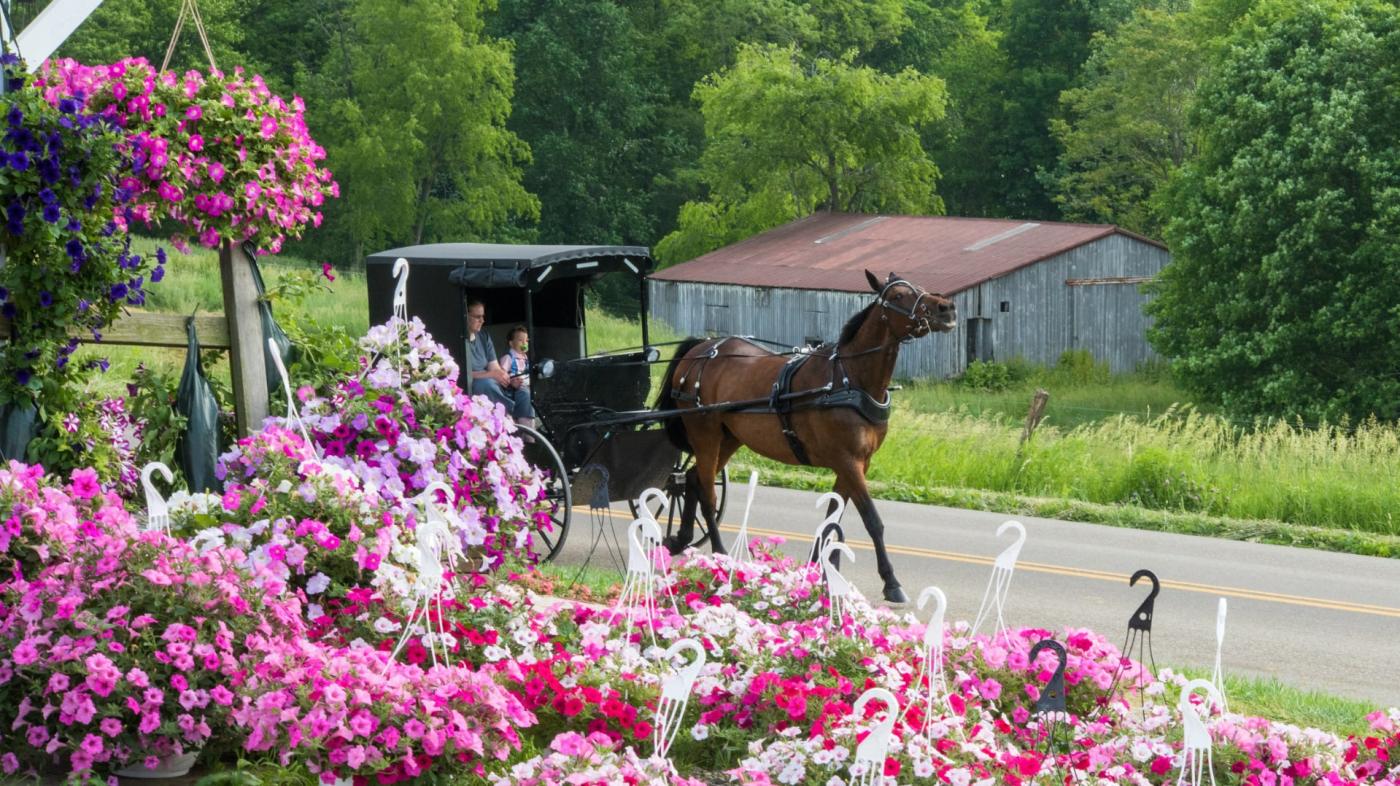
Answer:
[0,56,160,405]
[38,57,338,253]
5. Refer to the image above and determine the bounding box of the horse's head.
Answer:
[866,270,957,338]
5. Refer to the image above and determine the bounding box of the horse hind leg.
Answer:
[835,467,908,604]
[676,428,739,556]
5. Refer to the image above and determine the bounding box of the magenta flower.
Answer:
[69,467,101,499]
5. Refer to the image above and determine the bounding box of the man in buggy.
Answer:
[465,298,536,430]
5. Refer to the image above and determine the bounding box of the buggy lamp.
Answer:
[534,359,557,379]
[645,346,660,363]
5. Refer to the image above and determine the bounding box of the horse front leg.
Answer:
[835,468,907,604]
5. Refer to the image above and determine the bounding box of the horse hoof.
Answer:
[662,536,689,556]
[883,585,909,604]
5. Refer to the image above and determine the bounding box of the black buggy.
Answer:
[366,243,728,564]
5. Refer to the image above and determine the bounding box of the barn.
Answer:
[647,212,1171,379]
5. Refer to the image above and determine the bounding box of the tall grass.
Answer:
[739,404,1400,536]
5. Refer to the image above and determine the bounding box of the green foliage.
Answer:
[1149,0,1400,423]
[1049,349,1111,387]
[1114,445,1219,512]
[310,0,538,262]
[961,360,1013,391]
[656,45,947,264]
[867,0,1004,219]
[1048,0,1255,237]
[259,266,360,392]
[950,0,1107,218]
[1048,8,1197,236]
[56,0,254,73]
[490,0,662,246]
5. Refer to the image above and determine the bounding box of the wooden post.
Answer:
[1019,388,1050,447]
[219,241,268,436]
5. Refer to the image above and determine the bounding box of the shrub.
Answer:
[962,360,1013,392]
[1050,349,1111,387]
[1114,445,1218,512]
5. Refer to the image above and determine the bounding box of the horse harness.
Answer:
[672,337,891,466]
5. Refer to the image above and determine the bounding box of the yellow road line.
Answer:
[573,505,1400,619]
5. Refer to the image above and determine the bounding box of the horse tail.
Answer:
[655,337,709,453]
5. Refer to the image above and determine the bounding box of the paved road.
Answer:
[554,485,1400,708]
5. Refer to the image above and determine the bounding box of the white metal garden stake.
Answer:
[140,462,175,534]
[809,491,846,563]
[1177,679,1224,786]
[653,638,707,759]
[820,540,856,626]
[268,336,317,455]
[850,688,899,786]
[384,486,462,673]
[910,586,956,737]
[727,471,760,582]
[970,520,1026,647]
[391,257,410,321]
[1211,598,1229,713]
[614,517,667,646]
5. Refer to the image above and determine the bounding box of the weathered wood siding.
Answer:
[648,233,1169,378]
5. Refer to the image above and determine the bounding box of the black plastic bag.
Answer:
[175,318,223,492]
[0,401,38,463]
[246,245,296,403]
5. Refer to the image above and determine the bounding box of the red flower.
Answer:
[321,261,336,281]
[884,757,901,777]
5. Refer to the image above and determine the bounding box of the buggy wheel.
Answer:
[627,456,729,552]
[516,424,570,563]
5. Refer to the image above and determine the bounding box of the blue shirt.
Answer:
[467,331,496,374]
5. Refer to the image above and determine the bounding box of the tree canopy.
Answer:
[1148,0,1400,423]
[656,45,946,263]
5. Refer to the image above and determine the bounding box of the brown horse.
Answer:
[655,270,958,603]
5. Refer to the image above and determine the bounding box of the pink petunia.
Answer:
[69,467,101,499]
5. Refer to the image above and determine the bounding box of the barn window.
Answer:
[1000,301,1010,313]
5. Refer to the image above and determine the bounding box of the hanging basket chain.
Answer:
[161,0,218,73]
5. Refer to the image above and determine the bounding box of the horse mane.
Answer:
[838,302,875,346]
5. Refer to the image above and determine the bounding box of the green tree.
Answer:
[655,45,947,264]
[315,0,538,263]
[57,0,255,72]
[1048,0,1253,237]
[1047,8,1197,236]
[489,0,660,246]
[1148,0,1400,423]
[864,0,1004,222]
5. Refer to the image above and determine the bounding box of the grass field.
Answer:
[89,240,1400,551]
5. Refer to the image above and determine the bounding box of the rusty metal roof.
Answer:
[649,213,1166,295]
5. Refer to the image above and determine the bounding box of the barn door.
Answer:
[966,317,993,364]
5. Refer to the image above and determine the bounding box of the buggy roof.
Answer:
[366,243,654,290]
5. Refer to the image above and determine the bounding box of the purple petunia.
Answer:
[38,291,52,308]
[108,283,127,302]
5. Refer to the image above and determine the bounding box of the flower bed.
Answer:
[0,317,1396,785]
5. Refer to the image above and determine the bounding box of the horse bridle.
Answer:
[875,278,941,341]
